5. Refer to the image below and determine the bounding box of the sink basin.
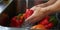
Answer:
[0,26,30,30]
[0,0,3,3]
[0,0,13,14]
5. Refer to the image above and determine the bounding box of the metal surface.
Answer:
[0,26,30,30]
[0,0,13,14]
[56,13,60,29]
[0,0,3,3]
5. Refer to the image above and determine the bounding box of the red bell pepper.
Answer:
[10,16,23,27]
[10,16,20,27]
[39,16,50,25]
[9,9,34,27]
[38,15,58,29]
[45,22,53,29]
[24,9,34,19]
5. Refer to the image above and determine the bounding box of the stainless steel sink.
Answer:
[0,0,3,3]
[0,0,13,14]
[0,26,30,30]
[0,0,60,30]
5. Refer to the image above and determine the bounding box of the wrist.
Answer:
[41,8,54,15]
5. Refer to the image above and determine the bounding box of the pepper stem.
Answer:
[49,16,56,22]
[17,14,23,20]
[49,15,58,26]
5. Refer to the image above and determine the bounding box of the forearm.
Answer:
[45,0,57,6]
[45,0,60,13]
[37,0,57,7]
